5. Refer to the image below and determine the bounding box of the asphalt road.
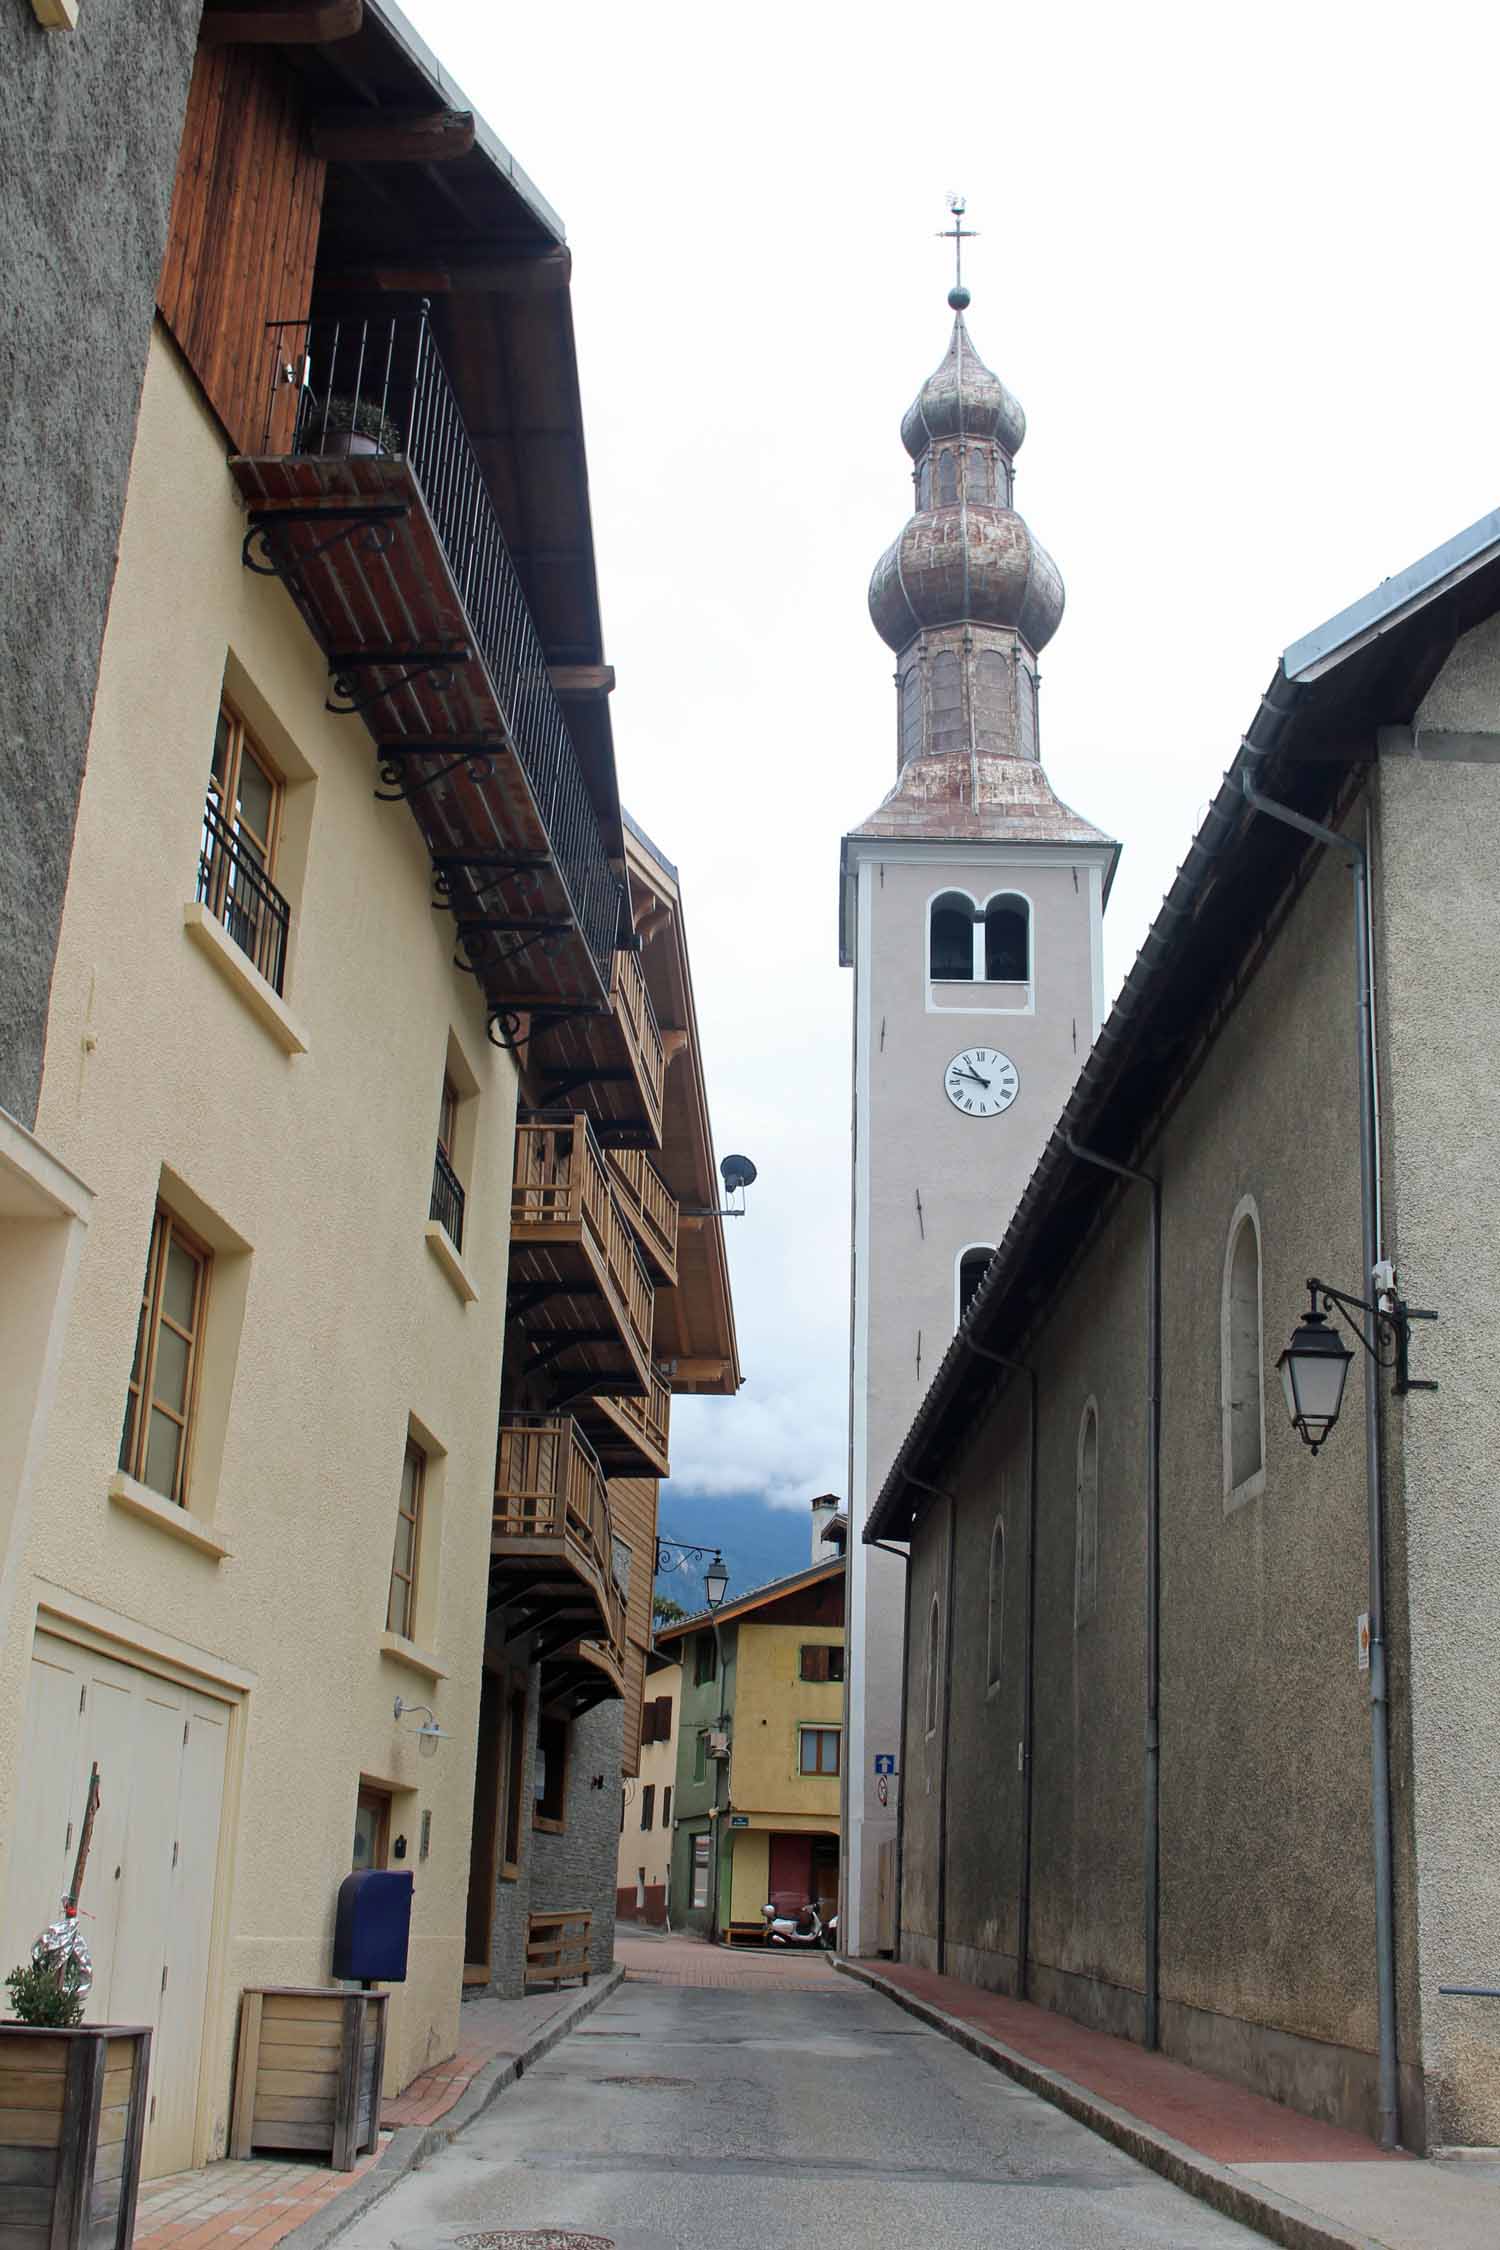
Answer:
[345,1972,1271,2250]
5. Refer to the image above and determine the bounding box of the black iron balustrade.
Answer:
[256,313,621,990]
[430,1142,466,1251]
[197,800,291,995]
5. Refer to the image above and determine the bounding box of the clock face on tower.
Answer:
[944,1047,1019,1117]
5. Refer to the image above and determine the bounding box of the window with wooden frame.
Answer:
[534,1714,568,1831]
[662,1786,672,1828]
[798,1725,841,1776]
[119,1204,211,1505]
[692,1730,708,1784]
[201,700,290,992]
[501,1682,527,1877]
[694,1631,717,1686]
[639,1783,656,1831]
[799,1644,845,1684]
[386,1438,426,1639]
[430,1071,466,1250]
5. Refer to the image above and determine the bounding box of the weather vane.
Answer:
[939,194,975,311]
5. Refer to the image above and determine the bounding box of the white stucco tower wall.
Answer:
[839,286,1117,1954]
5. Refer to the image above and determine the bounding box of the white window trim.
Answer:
[1221,1193,1267,1512]
[1074,1396,1099,1628]
[924,884,1036,1017]
[955,1242,997,1331]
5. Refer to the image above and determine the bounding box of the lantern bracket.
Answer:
[1305,1276,1437,1397]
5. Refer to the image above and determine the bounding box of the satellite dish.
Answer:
[719,1153,757,1196]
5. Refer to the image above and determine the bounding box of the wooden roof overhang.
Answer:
[867,527,1500,1544]
[623,818,742,1395]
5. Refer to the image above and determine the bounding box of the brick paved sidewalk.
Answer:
[615,1925,838,1991]
[846,1957,1500,2250]
[132,1983,604,2250]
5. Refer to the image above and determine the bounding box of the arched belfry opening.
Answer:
[930,891,976,981]
[984,895,1029,982]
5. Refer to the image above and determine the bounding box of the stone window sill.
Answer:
[424,1220,477,1304]
[183,902,309,1056]
[378,1630,448,1682]
[108,1471,233,1560]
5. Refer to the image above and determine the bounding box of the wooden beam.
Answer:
[548,664,615,700]
[316,247,572,295]
[667,1357,734,1383]
[200,1,363,43]
[310,107,476,164]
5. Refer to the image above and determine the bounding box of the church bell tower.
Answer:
[839,237,1118,1955]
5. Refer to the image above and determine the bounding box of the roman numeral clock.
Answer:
[944,1047,1019,1117]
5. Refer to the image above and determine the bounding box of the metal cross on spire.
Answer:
[940,194,976,310]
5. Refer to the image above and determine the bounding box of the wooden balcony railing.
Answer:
[492,1414,626,1680]
[610,951,666,1148]
[511,1114,654,1380]
[607,1147,678,1284]
[588,1367,671,1481]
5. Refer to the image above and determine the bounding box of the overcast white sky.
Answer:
[409,0,1500,1519]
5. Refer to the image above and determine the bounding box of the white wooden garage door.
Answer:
[2,1630,231,2180]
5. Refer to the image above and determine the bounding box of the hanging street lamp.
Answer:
[1278,1273,1437,1455]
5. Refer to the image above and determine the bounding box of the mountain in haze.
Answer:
[652,1491,821,1616]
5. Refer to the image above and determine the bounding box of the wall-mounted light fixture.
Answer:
[393,1696,452,1758]
[1278,1271,1437,1455]
[655,1537,729,1611]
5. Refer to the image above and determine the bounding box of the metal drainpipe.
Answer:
[1064,1135,1162,2052]
[958,1333,1039,2004]
[1241,769,1400,2148]
[871,1538,912,1960]
[903,1471,959,1975]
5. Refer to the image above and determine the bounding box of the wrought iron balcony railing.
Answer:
[430,1143,466,1251]
[196,800,291,995]
[249,311,621,995]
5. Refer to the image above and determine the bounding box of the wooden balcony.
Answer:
[228,312,642,1054]
[492,1415,625,1711]
[510,1115,654,1402]
[607,1146,678,1285]
[582,1368,672,1481]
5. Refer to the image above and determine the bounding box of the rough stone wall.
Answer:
[529,1697,625,1978]
[899,808,1423,2139]
[1375,627,1500,2147]
[0,0,200,1126]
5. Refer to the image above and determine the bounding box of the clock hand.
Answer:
[957,1066,992,1089]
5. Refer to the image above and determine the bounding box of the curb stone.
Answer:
[277,1966,626,2250]
[835,1959,1384,2250]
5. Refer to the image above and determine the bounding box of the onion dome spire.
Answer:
[852,207,1107,850]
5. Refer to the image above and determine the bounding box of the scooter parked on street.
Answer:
[762,1901,835,1948]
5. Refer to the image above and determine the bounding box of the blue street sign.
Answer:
[873,1754,896,1775]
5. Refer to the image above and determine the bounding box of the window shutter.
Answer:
[641,1699,656,1745]
[655,1695,672,1737]
[801,1644,829,1682]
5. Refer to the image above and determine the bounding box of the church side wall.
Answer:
[900,813,1422,2139]
[1375,620,1500,2147]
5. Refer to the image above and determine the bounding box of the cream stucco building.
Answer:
[0,0,736,2187]
[615,1653,681,1927]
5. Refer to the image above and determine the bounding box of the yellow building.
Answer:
[658,1552,844,1942]
[0,3,733,2185]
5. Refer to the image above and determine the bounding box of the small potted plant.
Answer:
[298,394,404,459]
[0,1765,152,2250]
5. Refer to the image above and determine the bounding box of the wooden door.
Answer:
[1,1632,231,2179]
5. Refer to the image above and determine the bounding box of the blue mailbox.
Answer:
[333,1868,413,1983]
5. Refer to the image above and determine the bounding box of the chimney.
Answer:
[809,1492,840,1563]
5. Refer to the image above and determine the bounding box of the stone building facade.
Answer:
[868,509,1500,2151]
[1,0,199,1124]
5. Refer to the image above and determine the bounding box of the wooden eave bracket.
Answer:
[548,664,616,699]
[200,0,363,44]
[310,106,477,164]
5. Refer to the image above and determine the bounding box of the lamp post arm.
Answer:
[1307,1276,1438,1394]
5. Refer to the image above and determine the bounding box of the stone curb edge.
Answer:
[835,1959,1384,2250]
[279,1967,627,2250]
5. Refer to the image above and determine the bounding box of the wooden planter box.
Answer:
[0,2023,151,2250]
[229,1989,386,2171]
[524,1910,592,1989]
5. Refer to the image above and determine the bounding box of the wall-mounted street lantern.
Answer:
[655,1536,730,1611]
[393,1697,452,1758]
[1278,1273,1437,1455]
